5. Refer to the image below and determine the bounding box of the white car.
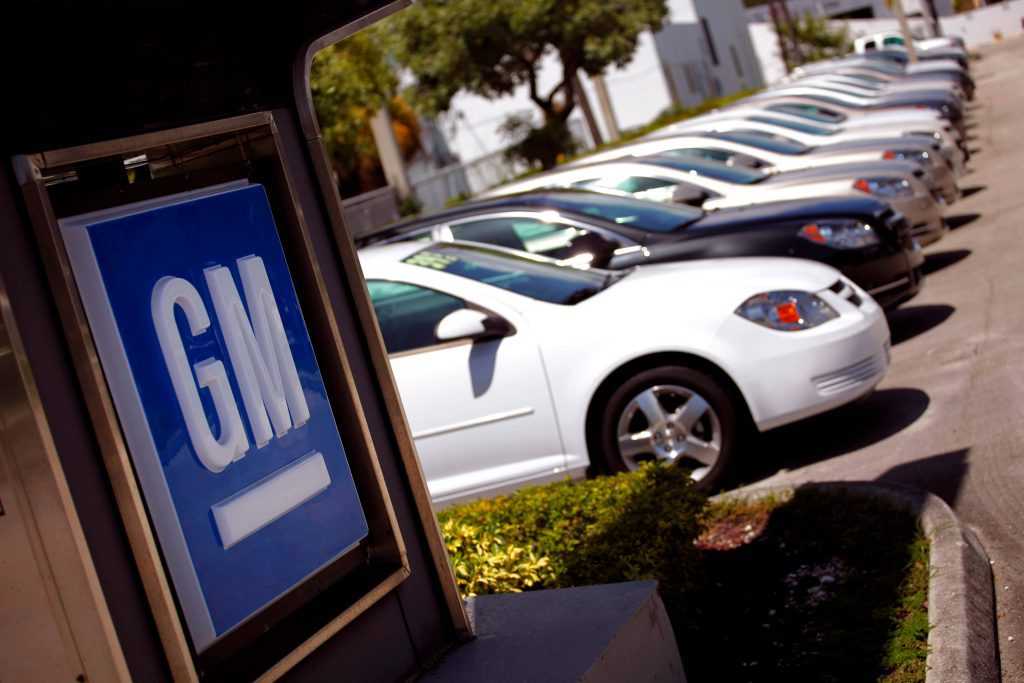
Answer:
[658,115,965,176]
[562,133,960,207]
[740,96,948,131]
[677,105,958,143]
[476,157,945,243]
[360,240,890,504]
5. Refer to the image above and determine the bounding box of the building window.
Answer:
[700,17,720,66]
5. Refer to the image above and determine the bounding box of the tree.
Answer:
[310,30,421,197]
[784,13,851,68]
[384,0,668,169]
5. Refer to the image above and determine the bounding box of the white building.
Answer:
[744,0,954,23]
[413,0,763,208]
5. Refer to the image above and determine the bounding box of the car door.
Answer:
[366,279,566,504]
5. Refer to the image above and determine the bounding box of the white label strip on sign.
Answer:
[211,451,332,549]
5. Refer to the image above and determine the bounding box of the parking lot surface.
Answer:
[748,37,1024,682]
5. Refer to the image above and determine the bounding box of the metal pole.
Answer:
[572,72,604,148]
[891,0,919,63]
[778,1,806,66]
[369,108,414,199]
[591,74,621,142]
[769,1,793,73]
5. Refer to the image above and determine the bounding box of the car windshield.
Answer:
[403,243,619,305]
[638,156,767,184]
[749,115,837,136]
[706,130,810,155]
[535,191,703,232]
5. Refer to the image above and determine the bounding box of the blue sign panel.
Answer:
[61,183,368,651]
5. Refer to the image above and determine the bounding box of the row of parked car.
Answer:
[356,39,974,505]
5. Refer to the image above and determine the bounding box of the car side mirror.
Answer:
[567,231,619,268]
[435,309,513,343]
[729,153,765,169]
[671,184,710,208]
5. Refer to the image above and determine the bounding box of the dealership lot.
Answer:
[748,37,1024,682]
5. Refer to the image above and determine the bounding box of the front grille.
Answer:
[827,279,863,308]
[885,210,914,250]
[812,353,885,396]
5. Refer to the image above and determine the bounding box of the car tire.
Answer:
[593,365,743,492]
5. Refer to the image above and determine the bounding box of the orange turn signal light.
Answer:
[775,302,801,324]
[882,150,897,160]
[853,178,872,194]
[799,224,827,244]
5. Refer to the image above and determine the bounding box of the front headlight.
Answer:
[883,149,933,165]
[853,177,914,198]
[735,291,839,331]
[798,220,880,249]
[906,131,943,142]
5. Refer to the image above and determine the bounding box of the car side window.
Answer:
[366,280,466,354]
[575,176,679,203]
[449,216,609,260]
[666,147,732,164]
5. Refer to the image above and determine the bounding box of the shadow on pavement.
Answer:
[888,304,956,345]
[961,185,986,199]
[923,249,971,275]
[875,448,970,506]
[946,213,981,230]
[741,388,931,484]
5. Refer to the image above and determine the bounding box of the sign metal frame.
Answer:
[16,112,415,682]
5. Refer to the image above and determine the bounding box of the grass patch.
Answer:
[441,469,929,681]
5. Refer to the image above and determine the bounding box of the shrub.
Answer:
[438,464,708,597]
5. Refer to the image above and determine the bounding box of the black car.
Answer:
[359,190,925,309]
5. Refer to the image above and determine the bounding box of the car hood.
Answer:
[690,195,888,231]
[760,160,920,185]
[592,257,840,316]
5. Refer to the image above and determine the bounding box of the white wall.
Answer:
[576,31,676,142]
[750,0,1024,86]
[437,53,591,163]
[940,0,1024,48]
[745,0,953,23]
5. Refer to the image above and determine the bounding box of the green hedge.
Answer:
[438,464,707,597]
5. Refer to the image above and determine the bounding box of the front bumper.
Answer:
[889,193,946,246]
[722,288,891,432]
[931,159,960,204]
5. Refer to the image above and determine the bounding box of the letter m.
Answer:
[205,256,310,448]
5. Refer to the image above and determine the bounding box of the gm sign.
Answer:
[61,183,368,651]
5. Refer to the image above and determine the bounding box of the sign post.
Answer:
[1,4,470,679]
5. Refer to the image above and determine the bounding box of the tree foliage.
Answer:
[786,13,852,68]
[310,30,421,196]
[384,0,668,168]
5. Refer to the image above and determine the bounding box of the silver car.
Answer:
[481,156,946,245]
[564,132,959,208]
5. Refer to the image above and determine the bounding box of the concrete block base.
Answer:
[420,581,686,682]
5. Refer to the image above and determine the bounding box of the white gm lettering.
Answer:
[152,256,310,473]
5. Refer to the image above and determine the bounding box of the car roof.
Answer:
[357,241,427,270]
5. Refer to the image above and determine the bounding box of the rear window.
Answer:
[749,115,837,136]
[707,130,810,155]
[538,191,702,232]
[640,156,766,184]
[767,103,846,124]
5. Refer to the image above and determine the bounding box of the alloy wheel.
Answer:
[615,384,723,481]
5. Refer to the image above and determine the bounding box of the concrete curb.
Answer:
[712,481,999,683]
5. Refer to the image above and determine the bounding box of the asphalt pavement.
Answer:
[741,37,1024,682]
